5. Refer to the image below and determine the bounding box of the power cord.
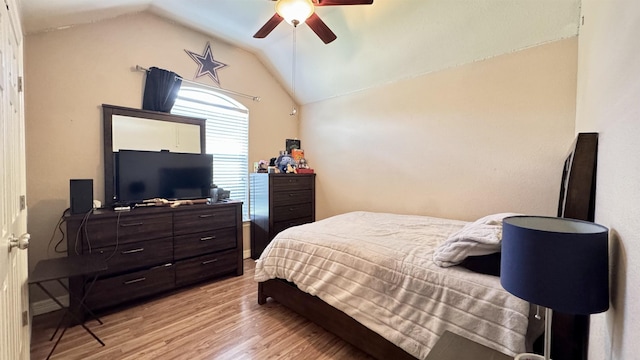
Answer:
[70,207,121,263]
[74,208,94,255]
[103,211,121,262]
[48,208,70,256]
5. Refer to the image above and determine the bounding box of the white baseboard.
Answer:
[31,295,68,316]
[243,249,252,259]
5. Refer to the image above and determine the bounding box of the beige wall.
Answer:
[575,1,640,359]
[24,11,583,319]
[24,12,298,301]
[301,38,578,222]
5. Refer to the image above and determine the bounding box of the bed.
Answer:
[254,133,598,360]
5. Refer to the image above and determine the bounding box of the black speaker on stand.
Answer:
[70,179,93,214]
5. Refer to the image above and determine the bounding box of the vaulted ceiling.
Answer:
[20,0,581,104]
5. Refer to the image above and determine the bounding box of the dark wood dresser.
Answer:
[250,173,316,259]
[65,201,243,314]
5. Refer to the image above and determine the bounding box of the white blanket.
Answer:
[432,213,520,267]
[254,211,530,359]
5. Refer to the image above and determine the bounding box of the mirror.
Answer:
[102,104,206,206]
[112,115,202,153]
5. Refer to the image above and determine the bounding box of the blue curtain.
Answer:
[142,66,182,112]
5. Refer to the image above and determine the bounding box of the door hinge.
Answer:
[22,310,29,326]
[19,195,26,210]
[18,76,23,92]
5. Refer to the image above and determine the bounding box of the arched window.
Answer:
[172,87,249,220]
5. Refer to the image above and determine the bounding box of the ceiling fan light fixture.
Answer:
[275,0,315,26]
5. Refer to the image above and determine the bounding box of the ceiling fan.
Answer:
[253,0,374,44]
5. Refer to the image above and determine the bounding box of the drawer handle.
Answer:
[121,248,144,254]
[288,193,296,197]
[198,214,214,218]
[152,263,173,269]
[200,236,216,241]
[123,277,146,285]
[201,259,218,265]
[120,222,144,227]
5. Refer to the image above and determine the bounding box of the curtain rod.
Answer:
[135,65,261,102]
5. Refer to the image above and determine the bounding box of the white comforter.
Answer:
[254,211,530,359]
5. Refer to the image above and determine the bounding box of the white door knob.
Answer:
[9,233,30,251]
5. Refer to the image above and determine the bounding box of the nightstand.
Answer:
[426,331,512,360]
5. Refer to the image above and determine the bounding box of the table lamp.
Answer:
[500,216,609,360]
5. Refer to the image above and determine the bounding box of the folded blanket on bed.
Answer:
[433,213,520,267]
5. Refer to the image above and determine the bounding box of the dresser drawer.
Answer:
[174,227,237,260]
[272,202,313,222]
[81,213,173,249]
[175,249,238,287]
[92,237,173,276]
[273,216,314,236]
[272,189,313,207]
[85,263,175,310]
[271,175,314,192]
[174,207,237,235]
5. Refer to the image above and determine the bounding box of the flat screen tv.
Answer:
[114,150,213,205]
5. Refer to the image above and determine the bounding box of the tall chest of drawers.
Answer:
[65,201,243,315]
[250,173,316,259]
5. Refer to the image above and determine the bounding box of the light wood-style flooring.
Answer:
[30,259,374,360]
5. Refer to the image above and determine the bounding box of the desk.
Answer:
[426,331,512,360]
[29,256,108,359]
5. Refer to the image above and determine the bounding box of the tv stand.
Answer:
[65,201,243,316]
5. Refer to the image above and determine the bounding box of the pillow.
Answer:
[459,253,502,276]
[432,213,520,268]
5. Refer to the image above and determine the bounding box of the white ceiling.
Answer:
[20,0,581,105]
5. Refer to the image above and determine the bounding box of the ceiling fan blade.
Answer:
[306,13,337,44]
[253,13,284,38]
[314,0,373,6]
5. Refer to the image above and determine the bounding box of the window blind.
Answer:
[172,87,249,220]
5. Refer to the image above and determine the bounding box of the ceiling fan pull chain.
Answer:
[290,25,298,116]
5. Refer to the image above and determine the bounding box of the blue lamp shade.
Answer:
[500,216,609,315]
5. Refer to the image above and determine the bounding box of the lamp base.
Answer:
[514,353,545,360]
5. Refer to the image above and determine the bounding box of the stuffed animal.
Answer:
[257,160,268,173]
[277,154,296,173]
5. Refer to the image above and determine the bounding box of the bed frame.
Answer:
[258,132,598,360]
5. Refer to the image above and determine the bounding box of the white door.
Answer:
[0,0,29,359]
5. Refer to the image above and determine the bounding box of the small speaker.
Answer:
[70,179,93,215]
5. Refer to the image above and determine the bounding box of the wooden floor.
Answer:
[30,259,374,360]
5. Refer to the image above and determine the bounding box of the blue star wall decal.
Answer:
[184,42,228,85]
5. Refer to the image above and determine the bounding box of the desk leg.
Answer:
[35,283,68,341]
[46,326,68,360]
[57,278,103,325]
[34,282,105,348]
